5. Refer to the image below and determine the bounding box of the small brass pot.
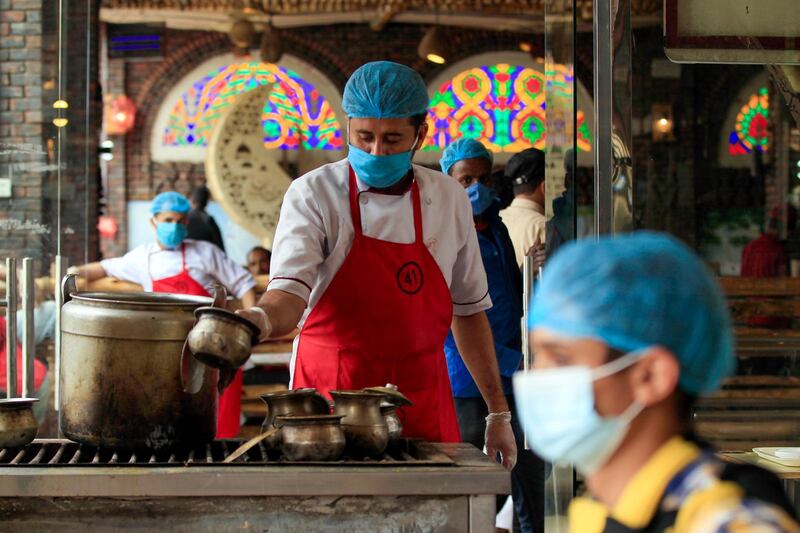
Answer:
[274,414,346,461]
[0,398,39,448]
[330,390,389,458]
[187,307,259,369]
[260,389,330,450]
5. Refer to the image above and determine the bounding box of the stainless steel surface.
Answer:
[331,390,390,458]
[20,258,34,397]
[53,257,68,409]
[469,495,496,533]
[4,258,17,398]
[187,306,259,369]
[180,338,204,394]
[0,398,38,448]
[260,388,330,450]
[59,287,218,448]
[0,440,507,497]
[593,0,613,236]
[274,414,346,461]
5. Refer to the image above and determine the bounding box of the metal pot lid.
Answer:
[362,386,413,406]
[194,307,260,342]
[71,291,212,308]
[260,388,319,400]
[0,398,39,409]
[329,390,386,399]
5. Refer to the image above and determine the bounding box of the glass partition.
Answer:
[0,0,97,432]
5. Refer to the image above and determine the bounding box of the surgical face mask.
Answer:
[155,221,187,249]
[347,127,422,189]
[513,351,645,475]
[467,182,494,216]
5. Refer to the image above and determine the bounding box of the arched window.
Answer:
[151,55,344,162]
[422,61,592,155]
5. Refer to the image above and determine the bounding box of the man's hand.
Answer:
[235,306,273,341]
[485,411,517,471]
[525,236,546,272]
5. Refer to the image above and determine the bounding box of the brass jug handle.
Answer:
[211,284,227,309]
[61,273,78,305]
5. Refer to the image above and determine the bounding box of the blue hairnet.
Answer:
[342,61,429,119]
[150,191,191,215]
[440,138,494,175]
[529,231,735,396]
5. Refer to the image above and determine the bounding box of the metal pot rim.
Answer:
[0,398,39,409]
[194,307,260,340]
[70,292,212,307]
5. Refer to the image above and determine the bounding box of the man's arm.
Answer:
[451,311,509,413]
[239,288,257,309]
[68,262,107,282]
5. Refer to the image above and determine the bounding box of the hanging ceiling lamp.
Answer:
[258,0,283,64]
[418,26,447,64]
[229,18,256,49]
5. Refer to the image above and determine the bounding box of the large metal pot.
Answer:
[59,279,218,449]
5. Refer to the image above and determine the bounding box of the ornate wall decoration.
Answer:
[206,84,292,247]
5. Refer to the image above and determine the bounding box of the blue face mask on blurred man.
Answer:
[155,221,187,249]
[466,182,495,216]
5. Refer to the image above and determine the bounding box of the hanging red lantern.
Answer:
[97,215,118,239]
[104,94,136,135]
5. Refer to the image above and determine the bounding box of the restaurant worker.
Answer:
[514,232,800,532]
[440,138,544,531]
[69,191,258,439]
[237,61,516,469]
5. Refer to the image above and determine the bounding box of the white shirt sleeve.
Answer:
[100,245,149,286]
[267,178,328,303]
[203,242,257,299]
[449,190,492,316]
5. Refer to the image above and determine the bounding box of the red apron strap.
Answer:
[410,180,423,246]
[347,166,363,238]
[180,242,188,271]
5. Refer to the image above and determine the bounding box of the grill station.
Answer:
[0,438,508,532]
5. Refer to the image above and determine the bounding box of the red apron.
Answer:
[293,166,461,442]
[151,243,243,439]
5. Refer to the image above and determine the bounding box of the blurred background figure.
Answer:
[247,246,271,277]
[187,185,226,252]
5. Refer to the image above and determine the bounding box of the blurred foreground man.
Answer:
[514,231,800,532]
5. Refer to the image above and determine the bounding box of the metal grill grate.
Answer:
[0,439,454,467]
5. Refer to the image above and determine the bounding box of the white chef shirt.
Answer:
[100,239,256,299]
[500,197,547,268]
[268,158,492,319]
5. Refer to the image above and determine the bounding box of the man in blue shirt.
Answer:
[440,139,544,533]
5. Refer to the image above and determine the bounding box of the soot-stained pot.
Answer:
[187,307,259,369]
[60,276,218,449]
[274,414,345,461]
[0,398,38,448]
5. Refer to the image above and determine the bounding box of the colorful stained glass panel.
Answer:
[422,63,592,153]
[162,62,343,151]
[728,87,769,156]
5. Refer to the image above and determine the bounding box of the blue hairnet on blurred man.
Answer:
[514,231,799,532]
[237,61,517,471]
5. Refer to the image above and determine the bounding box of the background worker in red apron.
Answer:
[70,191,258,438]
[237,61,516,469]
